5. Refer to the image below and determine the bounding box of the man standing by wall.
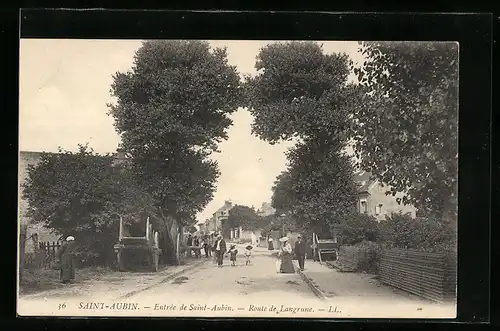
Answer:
[214,234,227,268]
[294,235,307,271]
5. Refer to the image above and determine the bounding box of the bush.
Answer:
[379,212,457,253]
[338,212,379,245]
[355,240,382,273]
[338,240,381,273]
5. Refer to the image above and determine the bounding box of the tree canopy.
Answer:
[352,42,459,219]
[245,41,357,145]
[226,205,266,231]
[22,145,155,265]
[245,41,359,233]
[271,140,358,234]
[108,40,243,223]
[338,212,379,245]
[185,225,198,234]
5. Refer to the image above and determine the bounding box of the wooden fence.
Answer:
[25,241,63,269]
[379,249,457,303]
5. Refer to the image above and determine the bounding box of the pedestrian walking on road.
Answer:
[244,245,253,265]
[294,235,307,271]
[186,234,193,258]
[208,235,213,257]
[229,245,238,266]
[278,237,295,273]
[193,236,201,258]
[214,234,227,267]
[203,236,210,258]
[56,236,76,284]
[268,237,274,250]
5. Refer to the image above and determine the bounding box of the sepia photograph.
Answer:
[17,39,458,318]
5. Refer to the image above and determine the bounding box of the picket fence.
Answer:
[379,248,457,303]
[36,241,62,269]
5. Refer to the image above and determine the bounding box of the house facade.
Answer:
[257,202,275,217]
[203,200,233,234]
[229,226,262,244]
[354,171,417,221]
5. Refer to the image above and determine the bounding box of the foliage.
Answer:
[226,205,266,231]
[271,139,358,234]
[185,225,198,234]
[352,42,459,220]
[260,213,297,235]
[108,40,243,223]
[245,41,360,234]
[338,241,381,274]
[339,212,379,245]
[245,41,358,144]
[22,145,156,265]
[378,212,457,252]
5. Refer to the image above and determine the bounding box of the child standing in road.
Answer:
[244,245,253,265]
[229,245,238,266]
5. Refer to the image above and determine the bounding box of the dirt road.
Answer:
[17,246,455,318]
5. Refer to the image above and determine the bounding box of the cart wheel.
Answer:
[117,251,125,272]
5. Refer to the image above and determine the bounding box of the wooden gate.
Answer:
[38,241,62,269]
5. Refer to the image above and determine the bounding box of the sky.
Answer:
[19,39,364,222]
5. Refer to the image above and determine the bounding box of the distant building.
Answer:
[257,202,275,217]
[204,200,233,234]
[354,171,417,221]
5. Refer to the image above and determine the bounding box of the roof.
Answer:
[353,171,376,193]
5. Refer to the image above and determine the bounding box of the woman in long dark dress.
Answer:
[56,236,76,284]
[279,237,295,273]
[268,237,274,250]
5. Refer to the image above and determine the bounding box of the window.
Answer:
[360,200,367,213]
[375,204,383,215]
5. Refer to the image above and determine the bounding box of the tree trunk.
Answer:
[19,224,27,282]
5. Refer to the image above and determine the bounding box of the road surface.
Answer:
[18,245,456,318]
[131,245,322,311]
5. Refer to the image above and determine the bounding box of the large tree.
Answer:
[109,40,243,223]
[245,41,359,233]
[352,42,459,220]
[271,139,358,234]
[245,41,358,144]
[22,145,155,265]
[226,205,266,232]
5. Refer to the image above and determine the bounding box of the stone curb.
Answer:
[118,259,209,299]
[292,262,328,301]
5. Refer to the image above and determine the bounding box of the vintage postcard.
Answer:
[17,39,458,318]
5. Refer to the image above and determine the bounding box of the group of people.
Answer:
[270,235,307,273]
[207,233,253,267]
[53,233,308,285]
[185,234,204,258]
[191,232,308,272]
[186,232,254,267]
